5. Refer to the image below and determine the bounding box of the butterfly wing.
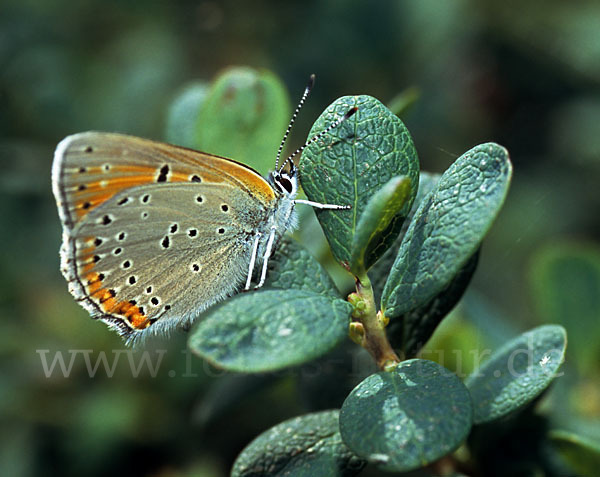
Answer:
[52,132,277,342]
[53,132,275,229]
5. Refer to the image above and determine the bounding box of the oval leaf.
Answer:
[232,410,366,477]
[195,67,291,174]
[265,237,341,298]
[465,324,567,424]
[189,289,352,372]
[382,143,512,319]
[300,95,420,269]
[339,359,473,472]
[350,175,412,274]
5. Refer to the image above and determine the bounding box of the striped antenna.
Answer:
[275,74,316,170]
[279,106,358,173]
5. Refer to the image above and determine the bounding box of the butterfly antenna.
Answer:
[279,106,358,173]
[275,74,316,170]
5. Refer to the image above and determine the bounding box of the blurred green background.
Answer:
[2,1,599,476]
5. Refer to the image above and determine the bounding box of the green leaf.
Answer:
[465,325,567,425]
[339,359,472,472]
[367,171,474,358]
[381,143,512,320]
[265,237,341,298]
[300,95,420,269]
[549,430,600,477]
[232,410,366,477]
[164,81,209,147]
[189,289,352,372]
[370,171,441,303]
[388,249,480,357]
[349,175,412,274]
[529,242,600,374]
[194,67,291,174]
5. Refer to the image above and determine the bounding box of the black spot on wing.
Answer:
[157,165,169,182]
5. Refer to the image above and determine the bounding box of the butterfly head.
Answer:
[269,161,298,199]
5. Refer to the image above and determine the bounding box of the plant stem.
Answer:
[350,272,401,370]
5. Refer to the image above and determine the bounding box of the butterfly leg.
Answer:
[244,233,262,290]
[255,226,277,289]
[293,199,351,210]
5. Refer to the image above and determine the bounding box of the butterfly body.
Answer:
[53,132,298,343]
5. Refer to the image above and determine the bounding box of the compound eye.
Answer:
[278,176,293,194]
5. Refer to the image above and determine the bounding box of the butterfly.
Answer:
[52,75,356,344]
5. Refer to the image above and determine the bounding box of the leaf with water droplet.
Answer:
[465,324,567,424]
[189,289,352,372]
[339,359,473,472]
[529,242,600,375]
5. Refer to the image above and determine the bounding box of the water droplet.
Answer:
[369,453,390,463]
[398,372,417,387]
[480,184,487,193]
[357,375,385,398]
